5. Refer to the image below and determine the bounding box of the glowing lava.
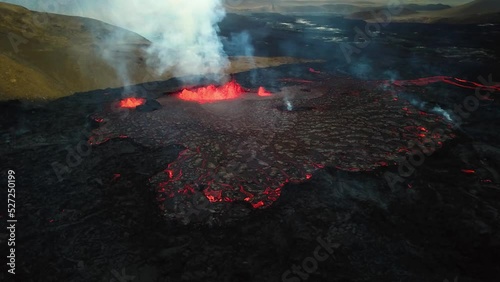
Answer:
[92,74,466,222]
[391,76,500,92]
[258,86,272,97]
[309,68,321,74]
[178,81,245,103]
[119,97,146,108]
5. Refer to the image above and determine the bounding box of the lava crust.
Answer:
[90,75,455,221]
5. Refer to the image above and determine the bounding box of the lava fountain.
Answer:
[89,73,496,223]
[178,81,245,103]
[119,97,146,108]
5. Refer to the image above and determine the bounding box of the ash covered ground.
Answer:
[1,13,500,282]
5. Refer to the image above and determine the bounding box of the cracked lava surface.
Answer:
[89,74,459,220]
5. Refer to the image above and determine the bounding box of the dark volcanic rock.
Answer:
[136,99,162,112]
[90,74,455,221]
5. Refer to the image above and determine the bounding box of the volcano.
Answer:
[87,72,483,221]
[178,81,245,103]
[177,81,274,103]
[119,97,146,108]
[5,5,500,281]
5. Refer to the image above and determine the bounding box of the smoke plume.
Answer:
[109,0,229,79]
[95,0,229,82]
[2,0,230,83]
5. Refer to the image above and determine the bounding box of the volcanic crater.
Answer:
[88,71,463,222]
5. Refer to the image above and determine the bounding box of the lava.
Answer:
[309,68,321,74]
[119,97,146,108]
[178,81,273,102]
[178,80,245,103]
[92,75,460,221]
[258,86,272,97]
[203,187,223,203]
[391,76,500,92]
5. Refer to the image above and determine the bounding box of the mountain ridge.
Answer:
[0,2,314,101]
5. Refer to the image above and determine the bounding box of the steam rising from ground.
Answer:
[3,0,230,82]
[101,0,229,81]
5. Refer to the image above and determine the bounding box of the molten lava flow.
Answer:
[119,97,146,108]
[178,81,245,103]
[391,76,500,92]
[309,67,321,74]
[258,86,272,97]
[94,74,462,220]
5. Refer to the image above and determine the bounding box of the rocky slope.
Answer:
[359,0,500,24]
[0,2,312,101]
[223,0,500,24]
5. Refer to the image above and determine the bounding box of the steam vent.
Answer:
[1,1,500,281]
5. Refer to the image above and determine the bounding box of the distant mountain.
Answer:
[224,1,380,15]
[348,0,500,24]
[436,11,500,24]
[224,0,500,24]
[405,4,451,11]
[412,0,500,24]
[439,0,500,16]
[0,2,316,101]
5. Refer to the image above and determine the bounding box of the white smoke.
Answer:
[98,0,230,81]
[2,0,230,82]
[111,0,228,76]
[408,98,454,123]
[430,105,453,123]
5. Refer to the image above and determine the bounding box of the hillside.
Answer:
[223,0,500,24]
[0,2,313,101]
[440,0,500,16]
[375,0,500,23]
